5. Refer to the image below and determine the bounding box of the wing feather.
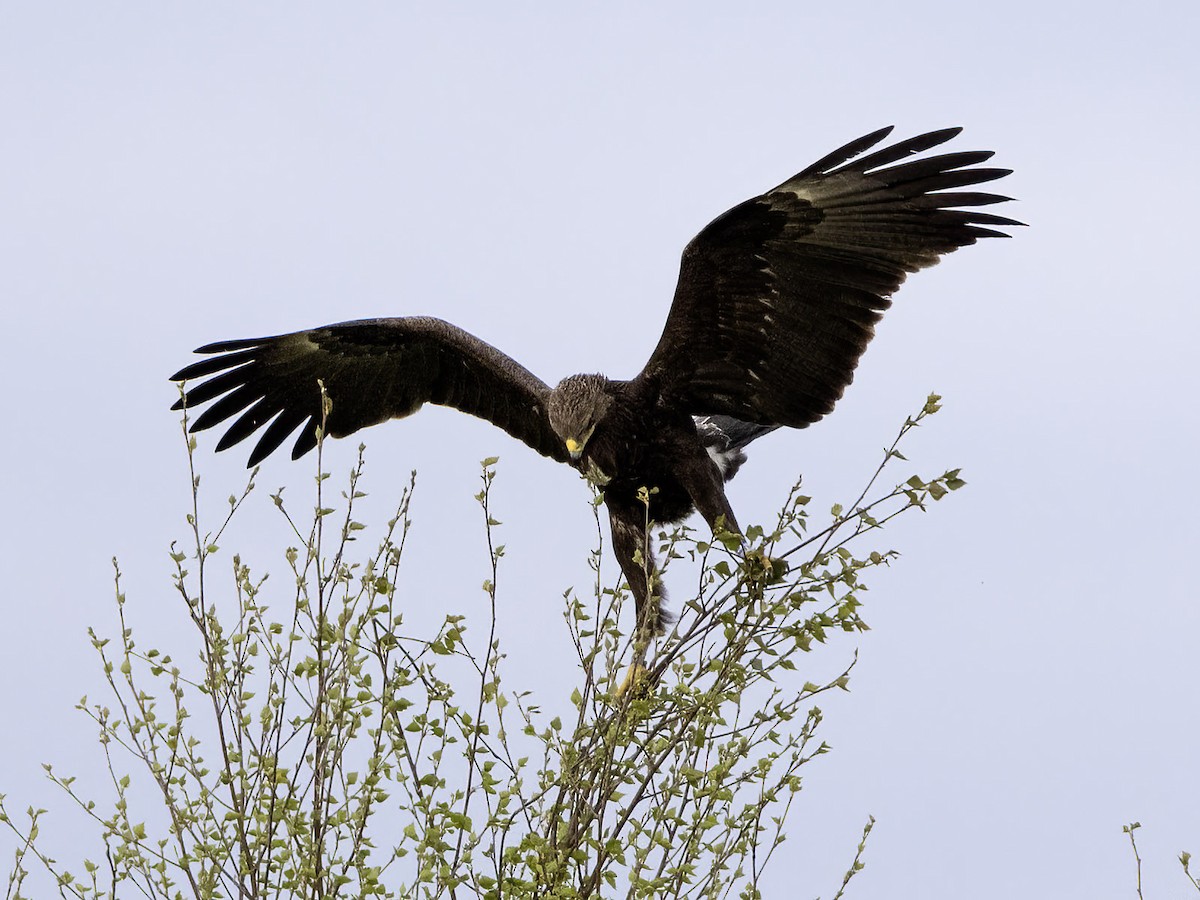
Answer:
[794,126,896,178]
[636,127,1021,426]
[835,127,963,172]
[170,317,569,466]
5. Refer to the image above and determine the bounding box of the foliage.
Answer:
[3,395,965,899]
[1123,823,1199,899]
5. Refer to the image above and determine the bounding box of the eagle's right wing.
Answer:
[171,316,570,466]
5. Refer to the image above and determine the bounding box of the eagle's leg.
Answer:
[677,444,743,538]
[608,502,664,698]
[678,444,784,592]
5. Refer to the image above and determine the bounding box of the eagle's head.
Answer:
[547,374,612,460]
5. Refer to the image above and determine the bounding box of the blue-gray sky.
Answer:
[2,4,1197,897]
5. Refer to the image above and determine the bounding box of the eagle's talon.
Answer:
[613,662,652,701]
[742,548,787,585]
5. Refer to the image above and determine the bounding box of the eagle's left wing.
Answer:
[634,127,1021,427]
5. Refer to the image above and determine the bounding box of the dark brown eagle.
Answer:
[171,126,1018,658]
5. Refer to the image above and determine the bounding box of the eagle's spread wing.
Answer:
[636,126,1021,427]
[170,317,570,466]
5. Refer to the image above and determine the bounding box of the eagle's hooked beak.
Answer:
[565,438,583,460]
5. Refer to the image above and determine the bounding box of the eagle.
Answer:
[171,126,1018,675]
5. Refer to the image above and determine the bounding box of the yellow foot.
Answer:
[613,662,651,701]
[742,549,787,587]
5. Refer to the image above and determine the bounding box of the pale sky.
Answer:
[2,4,1197,897]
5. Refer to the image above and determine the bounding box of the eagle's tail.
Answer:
[694,415,779,482]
